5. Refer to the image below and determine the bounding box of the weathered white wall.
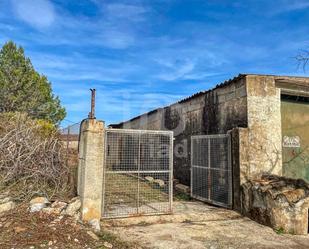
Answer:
[245,75,282,178]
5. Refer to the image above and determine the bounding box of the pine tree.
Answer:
[0,41,66,124]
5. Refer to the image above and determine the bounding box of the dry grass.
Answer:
[104,173,169,208]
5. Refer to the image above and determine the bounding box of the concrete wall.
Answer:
[245,75,283,179]
[112,74,309,189]
[113,76,248,185]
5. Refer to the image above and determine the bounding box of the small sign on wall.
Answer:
[283,136,301,148]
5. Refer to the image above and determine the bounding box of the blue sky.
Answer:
[1,0,309,127]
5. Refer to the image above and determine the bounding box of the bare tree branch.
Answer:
[0,113,72,201]
[295,49,309,72]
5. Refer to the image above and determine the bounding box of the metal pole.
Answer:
[66,125,70,168]
[208,138,211,201]
[137,132,141,214]
[88,89,96,119]
[169,133,174,213]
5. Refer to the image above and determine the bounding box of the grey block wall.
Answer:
[112,76,248,185]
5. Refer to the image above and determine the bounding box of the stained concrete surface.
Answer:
[102,201,309,249]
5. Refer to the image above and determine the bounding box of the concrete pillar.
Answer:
[246,75,282,177]
[78,119,105,221]
[229,127,249,211]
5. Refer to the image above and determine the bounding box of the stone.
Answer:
[252,189,266,208]
[282,189,305,204]
[0,201,15,214]
[51,201,67,211]
[0,196,11,204]
[87,231,99,241]
[74,211,81,221]
[30,197,49,212]
[260,184,272,192]
[14,226,26,233]
[241,175,309,235]
[4,221,12,228]
[42,207,62,215]
[173,179,180,185]
[0,192,9,199]
[88,218,100,231]
[103,242,113,248]
[30,197,49,205]
[63,197,81,216]
[42,201,67,215]
[154,179,165,187]
[175,184,190,194]
[145,176,154,183]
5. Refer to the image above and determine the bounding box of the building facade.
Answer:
[111,74,309,193]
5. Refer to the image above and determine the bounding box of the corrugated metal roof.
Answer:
[178,74,245,103]
[111,74,246,127]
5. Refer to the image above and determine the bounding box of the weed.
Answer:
[275,227,285,235]
[174,192,191,201]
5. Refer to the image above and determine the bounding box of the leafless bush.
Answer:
[0,113,71,201]
[295,49,309,71]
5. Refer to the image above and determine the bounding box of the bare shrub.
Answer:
[0,113,71,201]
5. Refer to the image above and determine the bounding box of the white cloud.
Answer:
[157,60,195,81]
[28,52,140,82]
[182,72,224,80]
[105,3,148,21]
[97,30,135,49]
[282,1,309,12]
[11,0,55,29]
[268,0,309,15]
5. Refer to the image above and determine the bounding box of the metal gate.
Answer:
[102,129,173,218]
[191,134,232,208]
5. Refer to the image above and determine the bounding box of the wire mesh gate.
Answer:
[191,134,232,208]
[102,129,173,218]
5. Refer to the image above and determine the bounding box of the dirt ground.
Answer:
[103,201,309,249]
[0,204,137,249]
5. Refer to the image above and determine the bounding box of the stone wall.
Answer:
[241,174,309,235]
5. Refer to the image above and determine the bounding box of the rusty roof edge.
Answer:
[110,73,247,127]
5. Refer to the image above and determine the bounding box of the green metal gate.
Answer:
[281,95,309,182]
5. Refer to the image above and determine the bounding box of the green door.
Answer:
[281,95,309,182]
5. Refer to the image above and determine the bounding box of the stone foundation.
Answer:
[241,174,309,235]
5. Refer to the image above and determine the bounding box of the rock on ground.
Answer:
[30,197,49,212]
[145,176,154,183]
[175,184,190,194]
[63,197,81,216]
[89,218,101,231]
[241,174,309,234]
[154,179,165,187]
[0,201,15,214]
[103,241,113,248]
